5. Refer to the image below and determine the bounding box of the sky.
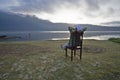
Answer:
[0,0,120,25]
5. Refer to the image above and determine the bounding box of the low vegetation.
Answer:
[0,40,120,80]
[109,38,120,43]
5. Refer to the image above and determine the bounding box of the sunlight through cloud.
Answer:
[0,0,120,25]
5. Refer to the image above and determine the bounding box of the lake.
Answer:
[0,31,120,41]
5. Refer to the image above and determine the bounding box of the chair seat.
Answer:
[67,46,81,49]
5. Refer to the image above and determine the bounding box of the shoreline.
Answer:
[0,34,120,42]
[0,30,120,42]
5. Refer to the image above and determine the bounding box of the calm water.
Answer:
[0,31,120,41]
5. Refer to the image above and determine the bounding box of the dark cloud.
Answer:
[10,0,81,13]
[0,0,19,11]
[11,0,54,13]
[1,0,120,15]
[84,0,100,11]
[0,0,120,24]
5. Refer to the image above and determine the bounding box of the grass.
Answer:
[109,38,120,43]
[0,40,120,80]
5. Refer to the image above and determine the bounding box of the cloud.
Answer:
[10,0,101,17]
[10,0,81,13]
[0,0,120,24]
[83,0,100,11]
[0,0,19,11]
[11,0,56,13]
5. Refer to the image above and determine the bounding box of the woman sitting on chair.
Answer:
[61,24,87,50]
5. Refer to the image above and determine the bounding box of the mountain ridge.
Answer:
[0,11,120,31]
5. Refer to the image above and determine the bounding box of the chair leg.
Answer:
[65,48,67,57]
[71,50,73,61]
[74,49,76,56]
[80,48,82,60]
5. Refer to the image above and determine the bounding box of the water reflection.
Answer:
[0,31,120,41]
[84,35,120,40]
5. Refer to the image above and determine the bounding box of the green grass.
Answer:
[0,40,120,80]
[109,38,120,43]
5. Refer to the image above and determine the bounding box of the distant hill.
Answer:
[81,24,120,31]
[0,11,68,31]
[101,21,120,26]
[0,11,120,31]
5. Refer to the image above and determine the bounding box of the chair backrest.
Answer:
[68,31,83,49]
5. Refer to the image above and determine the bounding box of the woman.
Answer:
[61,25,87,50]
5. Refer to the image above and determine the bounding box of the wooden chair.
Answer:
[65,31,84,61]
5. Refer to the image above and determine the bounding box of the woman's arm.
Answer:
[68,27,76,32]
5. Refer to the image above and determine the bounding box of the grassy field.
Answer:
[0,40,120,80]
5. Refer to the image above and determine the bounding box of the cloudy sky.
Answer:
[0,0,120,25]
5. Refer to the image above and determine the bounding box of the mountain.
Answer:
[81,24,120,31]
[101,21,120,26]
[0,11,120,31]
[0,11,68,31]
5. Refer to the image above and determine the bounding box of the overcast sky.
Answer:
[0,0,120,25]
